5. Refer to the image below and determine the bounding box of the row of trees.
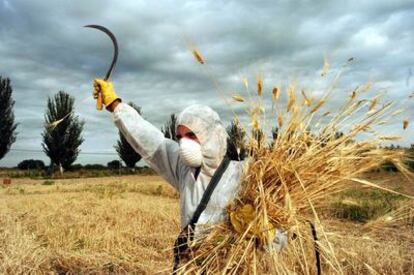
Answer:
[0,76,137,173]
[16,159,124,171]
[2,75,413,174]
[0,75,223,173]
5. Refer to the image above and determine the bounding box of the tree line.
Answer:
[1,75,413,174]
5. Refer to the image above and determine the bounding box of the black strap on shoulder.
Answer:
[172,140,236,274]
[189,138,239,228]
[188,155,231,228]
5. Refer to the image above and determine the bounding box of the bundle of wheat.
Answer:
[176,54,413,274]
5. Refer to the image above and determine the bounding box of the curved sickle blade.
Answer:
[84,24,118,80]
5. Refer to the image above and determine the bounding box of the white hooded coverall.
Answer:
[113,103,286,250]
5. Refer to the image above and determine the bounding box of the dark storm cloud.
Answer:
[0,0,413,166]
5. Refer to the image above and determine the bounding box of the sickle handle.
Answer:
[96,92,103,110]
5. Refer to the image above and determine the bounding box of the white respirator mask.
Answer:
[179,138,203,168]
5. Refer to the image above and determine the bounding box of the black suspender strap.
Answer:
[189,155,231,227]
[172,154,231,274]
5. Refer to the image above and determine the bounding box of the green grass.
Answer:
[0,167,156,179]
[330,189,407,222]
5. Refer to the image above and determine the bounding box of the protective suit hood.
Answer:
[176,104,228,176]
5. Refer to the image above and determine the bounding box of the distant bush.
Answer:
[17,159,45,170]
[83,164,106,170]
[2,163,155,179]
[381,160,398,172]
[330,189,405,222]
[107,160,122,170]
[71,164,83,170]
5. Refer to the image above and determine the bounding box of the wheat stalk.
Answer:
[192,48,205,64]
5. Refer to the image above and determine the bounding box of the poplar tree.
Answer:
[114,102,142,170]
[0,76,18,160]
[42,91,84,174]
[227,119,247,159]
[162,114,178,142]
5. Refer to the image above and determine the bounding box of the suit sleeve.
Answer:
[113,103,183,190]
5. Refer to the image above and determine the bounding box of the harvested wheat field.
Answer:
[0,176,180,274]
[0,174,413,274]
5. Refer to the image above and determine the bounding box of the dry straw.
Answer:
[192,48,205,65]
[403,119,409,130]
[272,87,280,102]
[232,95,245,102]
[175,68,413,274]
[257,75,263,96]
[47,112,72,130]
[321,55,330,77]
[301,89,311,106]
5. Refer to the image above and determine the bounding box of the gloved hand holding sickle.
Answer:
[85,24,121,111]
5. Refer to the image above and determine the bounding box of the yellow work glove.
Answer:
[229,204,276,246]
[93,79,121,110]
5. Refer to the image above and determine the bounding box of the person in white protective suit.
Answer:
[92,79,287,266]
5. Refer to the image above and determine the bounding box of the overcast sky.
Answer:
[0,0,413,167]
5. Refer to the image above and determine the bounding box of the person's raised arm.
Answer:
[93,79,183,190]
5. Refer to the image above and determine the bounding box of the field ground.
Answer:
[0,174,413,274]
